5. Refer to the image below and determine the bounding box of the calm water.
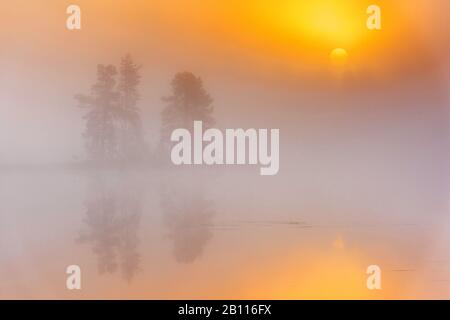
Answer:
[1,162,450,299]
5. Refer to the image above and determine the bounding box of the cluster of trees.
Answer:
[75,56,217,280]
[76,55,143,163]
[76,56,215,164]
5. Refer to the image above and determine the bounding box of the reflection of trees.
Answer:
[78,177,142,282]
[117,193,141,282]
[160,184,214,263]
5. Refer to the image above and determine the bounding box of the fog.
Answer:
[1,0,450,299]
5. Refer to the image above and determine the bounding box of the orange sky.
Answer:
[1,2,450,299]
[1,0,449,164]
[1,0,448,77]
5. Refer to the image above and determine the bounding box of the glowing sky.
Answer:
[1,0,450,299]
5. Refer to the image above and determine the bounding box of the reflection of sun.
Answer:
[330,48,349,65]
[333,234,346,249]
[240,249,389,300]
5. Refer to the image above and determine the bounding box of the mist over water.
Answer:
[1,0,450,299]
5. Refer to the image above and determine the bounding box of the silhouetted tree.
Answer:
[76,65,120,162]
[160,72,215,153]
[117,54,143,160]
[76,55,144,163]
[119,55,141,112]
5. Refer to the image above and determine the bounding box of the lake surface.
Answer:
[1,161,450,299]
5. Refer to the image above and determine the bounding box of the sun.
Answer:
[245,0,368,66]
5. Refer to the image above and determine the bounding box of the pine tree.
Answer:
[76,56,144,163]
[160,72,215,152]
[75,65,120,162]
[117,54,143,160]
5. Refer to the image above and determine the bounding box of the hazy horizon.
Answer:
[1,0,450,299]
